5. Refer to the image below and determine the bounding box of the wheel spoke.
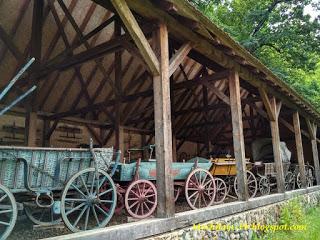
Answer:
[92,206,100,225]
[0,209,12,214]
[100,199,113,203]
[65,198,87,202]
[95,205,110,217]
[145,193,155,198]
[192,193,199,206]
[66,202,86,216]
[188,190,198,200]
[71,184,87,198]
[73,205,88,228]
[80,175,90,195]
[0,194,7,203]
[129,200,139,209]
[84,206,90,230]
[0,220,10,226]
[98,188,113,197]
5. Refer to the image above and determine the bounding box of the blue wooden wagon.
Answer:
[0,144,120,238]
[110,146,216,219]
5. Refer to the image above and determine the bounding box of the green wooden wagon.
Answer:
[109,146,216,219]
[0,144,120,238]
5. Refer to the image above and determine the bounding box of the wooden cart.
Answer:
[209,157,258,199]
[110,152,216,219]
[0,144,119,238]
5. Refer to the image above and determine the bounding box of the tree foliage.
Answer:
[190,0,320,109]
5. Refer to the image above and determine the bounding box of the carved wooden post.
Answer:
[259,88,285,193]
[293,111,307,188]
[306,120,320,185]
[229,70,248,201]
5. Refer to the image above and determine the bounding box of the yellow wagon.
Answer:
[210,157,257,199]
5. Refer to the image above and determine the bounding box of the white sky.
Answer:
[304,1,319,20]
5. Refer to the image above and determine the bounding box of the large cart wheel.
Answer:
[185,168,215,209]
[285,172,295,191]
[0,184,17,240]
[214,178,227,204]
[24,203,61,225]
[61,168,117,232]
[234,171,257,199]
[259,176,270,196]
[125,179,157,219]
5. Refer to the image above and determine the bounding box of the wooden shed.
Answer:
[0,0,319,217]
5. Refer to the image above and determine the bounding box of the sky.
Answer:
[304,1,319,20]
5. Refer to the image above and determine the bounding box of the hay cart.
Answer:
[209,157,258,199]
[110,146,216,219]
[0,144,120,238]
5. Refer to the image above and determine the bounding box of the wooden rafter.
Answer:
[111,0,160,75]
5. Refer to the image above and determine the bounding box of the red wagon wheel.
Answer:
[185,168,216,210]
[125,179,157,219]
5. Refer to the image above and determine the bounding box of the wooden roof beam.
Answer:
[169,42,192,77]
[111,0,160,75]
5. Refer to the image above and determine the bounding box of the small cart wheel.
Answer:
[285,172,295,191]
[24,203,61,225]
[259,177,270,196]
[125,179,157,219]
[61,168,117,232]
[0,184,17,240]
[185,168,216,209]
[234,171,257,199]
[174,186,182,202]
[214,178,227,204]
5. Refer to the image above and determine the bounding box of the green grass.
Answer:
[260,206,320,240]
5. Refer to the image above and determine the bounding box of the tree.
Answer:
[190,0,320,109]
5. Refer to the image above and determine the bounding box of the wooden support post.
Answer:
[269,98,285,193]
[42,119,50,147]
[172,134,177,162]
[25,112,37,147]
[306,120,320,185]
[114,19,124,161]
[293,111,307,188]
[153,23,175,217]
[228,70,248,201]
[202,86,211,155]
[115,126,125,161]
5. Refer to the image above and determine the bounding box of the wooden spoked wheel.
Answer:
[174,185,182,202]
[0,184,17,240]
[125,180,157,219]
[213,178,227,204]
[285,172,295,191]
[258,176,270,196]
[296,172,313,189]
[61,168,117,232]
[24,202,61,225]
[185,168,216,210]
[234,171,257,199]
[100,183,124,215]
